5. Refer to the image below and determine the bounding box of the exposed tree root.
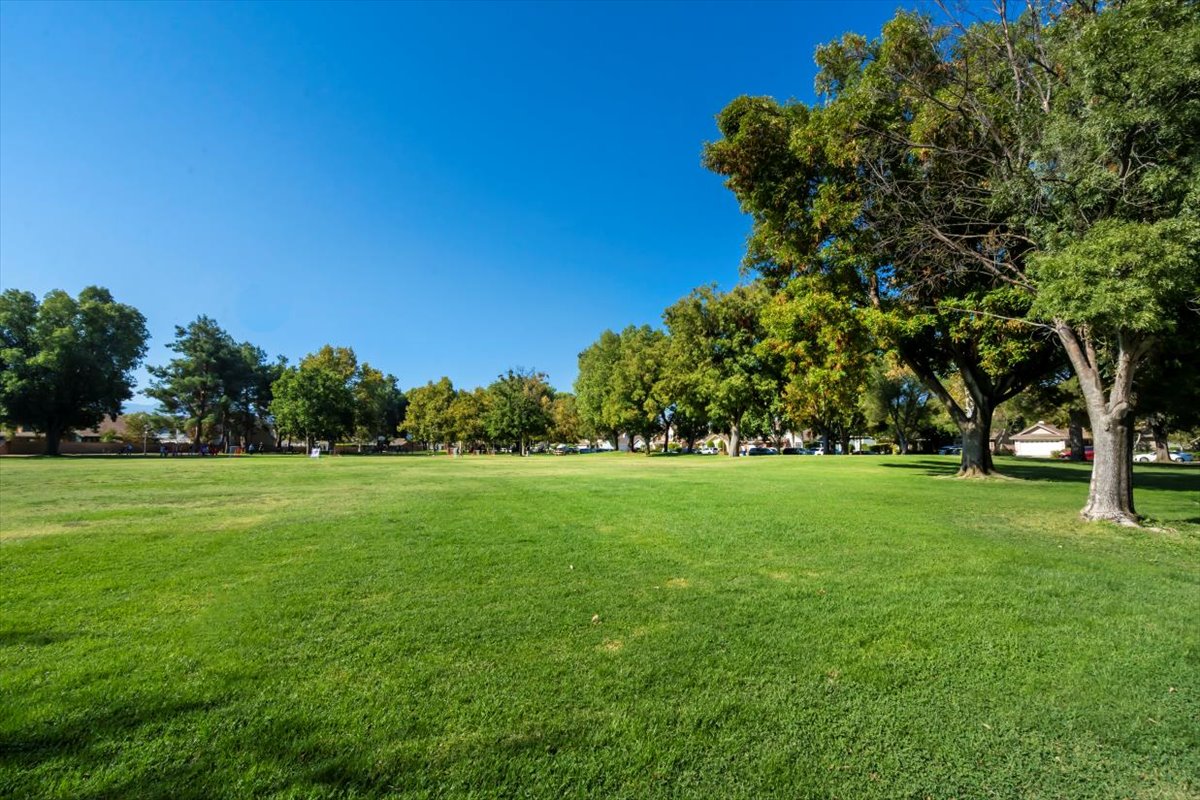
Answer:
[955,467,1013,480]
[1080,509,1142,527]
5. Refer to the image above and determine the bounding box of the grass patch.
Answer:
[1,454,1198,798]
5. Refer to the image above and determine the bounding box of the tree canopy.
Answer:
[0,286,148,455]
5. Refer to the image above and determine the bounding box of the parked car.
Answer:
[698,445,719,455]
[938,445,962,456]
[1057,446,1095,462]
[1135,451,1195,463]
[746,446,775,456]
[810,447,826,456]
[780,447,806,455]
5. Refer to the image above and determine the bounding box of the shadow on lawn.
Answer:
[0,630,76,647]
[880,458,1200,492]
[0,697,227,800]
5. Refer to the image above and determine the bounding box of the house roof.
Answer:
[1012,421,1068,441]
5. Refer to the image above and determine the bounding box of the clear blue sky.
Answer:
[1,0,912,398]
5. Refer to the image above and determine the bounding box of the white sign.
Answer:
[310,448,321,459]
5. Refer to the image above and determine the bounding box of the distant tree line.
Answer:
[0,291,583,457]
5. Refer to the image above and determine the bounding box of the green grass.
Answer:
[1,454,1198,799]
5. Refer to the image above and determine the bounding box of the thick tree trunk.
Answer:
[44,422,63,456]
[820,430,831,455]
[1081,410,1137,524]
[1055,322,1145,525]
[838,430,851,457]
[958,399,995,477]
[728,421,741,457]
[1150,416,1172,463]
[662,424,670,454]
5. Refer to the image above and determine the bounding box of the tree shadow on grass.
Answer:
[879,458,1200,493]
[0,630,76,647]
[241,716,586,798]
[0,697,228,799]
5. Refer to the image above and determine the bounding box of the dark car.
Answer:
[746,446,775,456]
[780,447,806,455]
[1057,446,1095,462]
[938,445,963,456]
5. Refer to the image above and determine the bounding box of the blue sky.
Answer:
[1,0,911,397]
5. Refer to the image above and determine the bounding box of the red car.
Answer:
[1057,446,1095,461]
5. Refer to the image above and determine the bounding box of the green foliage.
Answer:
[575,330,625,447]
[761,278,871,444]
[121,411,183,445]
[1030,219,1200,334]
[403,377,457,447]
[608,326,671,450]
[550,392,585,444]
[446,387,488,449]
[0,286,148,453]
[147,316,243,443]
[270,349,357,446]
[664,285,777,436]
[484,369,554,453]
[861,359,934,454]
[353,364,405,446]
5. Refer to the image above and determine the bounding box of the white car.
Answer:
[698,446,719,455]
[1135,451,1195,463]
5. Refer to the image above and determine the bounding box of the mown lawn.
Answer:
[1,453,1197,799]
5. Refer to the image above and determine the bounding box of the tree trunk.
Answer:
[1067,409,1087,462]
[1055,322,1144,525]
[839,429,851,456]
[44,421,63,456]
[194,404,205,450]
[820,429,831,455]
[1150,415,1172,463]
[897,429,908,455]
[1082,410,1137,524]
[728,421,741,457]
[958,398,995,477]
[662,423,670,454]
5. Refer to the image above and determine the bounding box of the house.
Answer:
[1011,421,1089,458]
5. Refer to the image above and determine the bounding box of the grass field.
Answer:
[1,454,1198,799]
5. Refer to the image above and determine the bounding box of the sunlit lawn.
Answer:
[1,453,1198,799]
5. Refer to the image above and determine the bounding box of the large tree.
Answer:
[0,287,149,455]
[221,345,286,448]
[270,354,356,451]
[575,330,625,450]
[1023,0,1200,520]
[761,277,872,455]
[447,387,488,454]
[801,1,1198,520]
[352,364,405,450]
[550,392,585,446]
[484,369,554,456]
[147,316,239,446]
[704,24,1061,475]
[608,325,672,455]
[664,285,777,457]
[404,377,457,451]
